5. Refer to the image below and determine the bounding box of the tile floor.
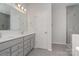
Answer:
[28,44,72,56]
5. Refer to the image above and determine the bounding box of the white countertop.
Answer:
[72,34,79,36]
[0,32,35,43]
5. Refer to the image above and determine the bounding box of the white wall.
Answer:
[26,4,52,51]
[0,4,10,15]
[52,3,66,44]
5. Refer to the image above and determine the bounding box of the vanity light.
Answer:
[16,3,27,14]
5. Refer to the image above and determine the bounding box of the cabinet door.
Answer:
[18,42,23,56]
[24,46,31,56]
[10,38,19,56]
[0,48,10,56]
[24,41,31,56]
[23,34,35,56]
[11,38,23,56]
[24,38,31,56]
[30,34,35,50]
[11,44,18,56]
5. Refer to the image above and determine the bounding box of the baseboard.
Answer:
[48,49,52,51]
[52,42,66,45]
[34,47,52,52]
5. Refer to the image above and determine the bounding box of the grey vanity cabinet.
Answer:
[0,33,35,56]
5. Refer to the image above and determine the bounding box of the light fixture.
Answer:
[16,3,27,14]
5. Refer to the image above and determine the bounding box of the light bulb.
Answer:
[17,4,21,8]
[21,6,24,10]
[24,9,26,12]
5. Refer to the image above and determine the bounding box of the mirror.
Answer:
[0,4,10,30]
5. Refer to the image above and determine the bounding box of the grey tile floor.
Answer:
[28,44,72,56]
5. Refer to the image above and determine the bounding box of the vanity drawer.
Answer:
[0,48,10,56]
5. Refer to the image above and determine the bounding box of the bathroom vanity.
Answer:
[0,33,35,56]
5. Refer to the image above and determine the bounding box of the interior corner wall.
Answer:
[27,3,52,51]
[52,4,66,44]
